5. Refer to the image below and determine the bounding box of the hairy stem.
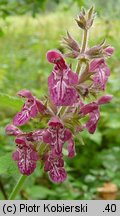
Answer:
[76,29,88,74]
[81,29,88,52]
[8,175,27,200]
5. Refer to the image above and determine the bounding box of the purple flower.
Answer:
[43,117,75,157]
[13,90,46,126]
[86,109,100,134]
[90,59,110,90]
[80,102,100,134]
[80,95,112,134]
[13,135,39,175]
[5,124,39,175]
[44,152,67,183]
[105,46,114,56]
[5,124,21,136]
[97,95,113,105]
[47,50,78,106]
[80,102,98,115]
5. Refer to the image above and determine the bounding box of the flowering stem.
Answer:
[76,29,88,74]
[81,29,88,52]
[8,175,27,200]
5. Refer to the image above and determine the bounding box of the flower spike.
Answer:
[5,7,114,184]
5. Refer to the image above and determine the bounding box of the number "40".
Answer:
[105,204,116,212]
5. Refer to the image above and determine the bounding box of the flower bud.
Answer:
[85,40,106,59]
[63,31,80,52]
[75,7,96,30]
[5,124,21,136]
[97,95,113,105]
[75,9,86,30]
[105,46,114,56]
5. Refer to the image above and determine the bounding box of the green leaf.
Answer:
[0,93,23,111]
[0,153,19,175]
